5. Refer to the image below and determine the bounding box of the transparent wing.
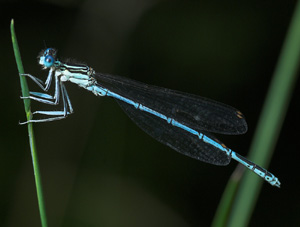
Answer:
[116,100,231,165]
[94,73,248,135]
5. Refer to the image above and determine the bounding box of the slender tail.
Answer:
[230,151,280,187]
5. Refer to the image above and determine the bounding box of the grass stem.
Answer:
[11,19,48,227]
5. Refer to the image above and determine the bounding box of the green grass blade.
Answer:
[212,1,300,226]
[11,19,48,227]
[211,176,239,227]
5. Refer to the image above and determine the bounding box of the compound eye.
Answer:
[44,55,54,68]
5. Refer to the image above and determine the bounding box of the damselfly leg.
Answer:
[19,71,73,124]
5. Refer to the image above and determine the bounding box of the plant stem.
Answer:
[11,19,48,227]
[212,1,300,226]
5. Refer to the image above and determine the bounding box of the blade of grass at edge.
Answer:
[212,1,300,226]
[11,19,48,227]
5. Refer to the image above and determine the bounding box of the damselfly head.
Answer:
[38,48,57,69]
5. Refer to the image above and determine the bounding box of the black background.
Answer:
[1,0,299,226]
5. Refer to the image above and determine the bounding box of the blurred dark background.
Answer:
[1,0,299,226]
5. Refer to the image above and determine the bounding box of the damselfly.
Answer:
[20,48,280,187]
